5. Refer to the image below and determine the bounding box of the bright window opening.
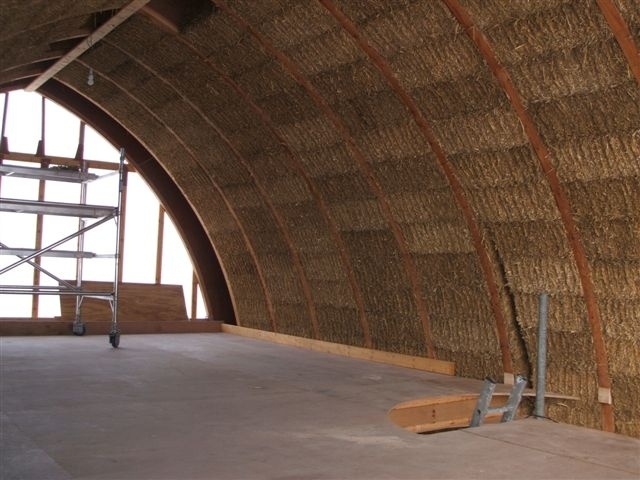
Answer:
[0,90,207,320]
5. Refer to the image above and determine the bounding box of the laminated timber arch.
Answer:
[0,78,235,327]
[1,0,639,437]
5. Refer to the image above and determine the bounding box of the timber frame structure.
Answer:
[0,0,638,436]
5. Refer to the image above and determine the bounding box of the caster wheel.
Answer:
[109,332,120,348]
[72,323,86,336]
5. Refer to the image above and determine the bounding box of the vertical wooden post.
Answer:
[191,271,198,321]
[155,204,165,284]
[117,169,128,283]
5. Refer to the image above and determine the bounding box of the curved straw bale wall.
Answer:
[0,0,638,436]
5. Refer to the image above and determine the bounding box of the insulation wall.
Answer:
[0,0,638,436]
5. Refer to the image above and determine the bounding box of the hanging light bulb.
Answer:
[87,68,94,86]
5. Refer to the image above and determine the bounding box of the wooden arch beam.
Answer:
[442,0,615,431]
[74,61,279,333]
[15,79,236,325]
[596,0,640,85]
[214,0,436,357]
[318,0,514,378]
[104,39,321,339]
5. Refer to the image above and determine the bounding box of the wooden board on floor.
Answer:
[222,324,455,375]
[59,281,188,322]
[389,391,580,434]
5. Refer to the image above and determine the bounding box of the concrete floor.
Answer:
[1,334,638,480]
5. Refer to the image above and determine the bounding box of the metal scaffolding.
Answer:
[0,148,126,348]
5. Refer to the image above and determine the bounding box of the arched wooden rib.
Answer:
[105,41,320,340]
[171,34,372,347]
[37,79,236,325]
[76,60,279,333]
[215,0,435,357]
[442,0,615,432]
[596,0,640,85]
[318,0,515,378]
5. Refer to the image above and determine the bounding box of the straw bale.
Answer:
[607,338,640,376]
[565,177,640,220]
[467,183,560,223]
[277,202,325,231]
[311,58,387,97]
[415,253,484,289]
[611,374,640,436]
[367,312,426,357]
[299,254,345,282]
[333,0,407,24]
[551,132,640,182]
[363,287,415,316]
[223,253,260,277]
[340,230,398,258]
[356,121,433,164]
[505,258,582,295]
[235,60,302,101]
[316,172,376,203]
[428,285,493,322]
[600,299,640,338]
[411,71,506,122]
[263,176,313,205]
[480,1,608,67]
[235,206,279,233]
[256,2,334,52]
[373,157,447,193]
[264,272,306,305]
[230,0,296,26]
[490,221,571,259]
[579,219,640,261]
[616,0,640,27]
[330,199,388,231]
[393,34,480,87]
[289,28,363,77]
[217,183,262,209]
[273,302,314,339]
[278,115,343,152]
[592,261,640,300]
[547,401,602,431]
[403,221,474,254]
[332,89,411,132]
[388,189,460,224]
[301,143,361,178]
[530,84,640,144]
[461,0,570,30]
[247,147,299,180]
[183,9,245,55]
[447,146,540,189]
[436,349,502,380]
[351,254,406,289]
[316,306,365,347]
[430,310,499,355]
[511,39,628,102]
[310,279,357,309]
[514,293,587,332]
[359,1,455,57]
[256,91,319,127]
[289,226,336,254]
[432,107,528,155]
[212,35,270,77]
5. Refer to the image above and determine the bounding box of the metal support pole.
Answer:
[108,148,125,347]
[535,292,549,418]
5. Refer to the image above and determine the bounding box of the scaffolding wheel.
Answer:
[72,322,86,336]
[109,331,120,348]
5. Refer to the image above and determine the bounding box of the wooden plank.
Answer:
[388,391,580,434]
[221,324,455,375]
[59,281,188,322]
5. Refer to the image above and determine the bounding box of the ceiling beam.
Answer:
[25,0,151,92]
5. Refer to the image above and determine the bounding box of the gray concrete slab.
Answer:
[1,333,638,480]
